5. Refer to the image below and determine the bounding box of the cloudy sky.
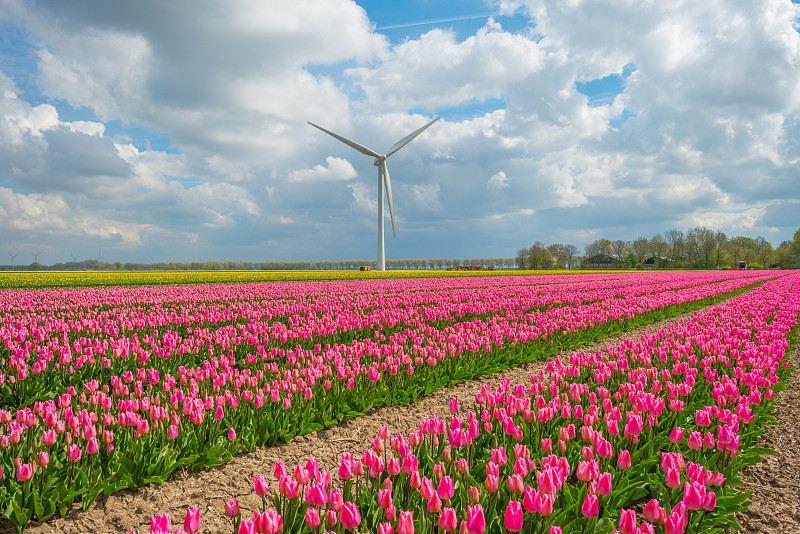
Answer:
[1,0,799,264]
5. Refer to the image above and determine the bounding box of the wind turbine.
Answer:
[308,117,440,271]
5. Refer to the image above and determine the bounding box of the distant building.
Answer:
[644,256,669,269]
[585,254,625,269]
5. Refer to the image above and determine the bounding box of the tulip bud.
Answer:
[16,463,33,482]
[254,475,268,496]
[504,501,524,532]
[618,508,637,534]
[225,498,240,518]
[581,494,599,518]
[304,508,320,529]
[617,450,631,470]
[184,507,200,533]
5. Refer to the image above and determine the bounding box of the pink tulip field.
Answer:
[0,270,798,533]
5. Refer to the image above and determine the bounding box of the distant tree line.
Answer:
[0,257,518,272]
[515,243,580,270]
[516,226,800,270]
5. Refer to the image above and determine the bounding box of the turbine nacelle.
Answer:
[308,117,440,270]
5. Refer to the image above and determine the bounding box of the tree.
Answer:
[527,241,548,269]
[790,229,800,264]
[727,236,758,265]
[562,244,578,269]
[541,250,556,269]
[713,231,727,268]
[695,227,716,266]
[754,236,771,266]
[649,234,668,267]
[665,229,685,262]
[630,237,649,268]
[546,244,565,268]
[773,242,793,269]
[585,239,612,258]
[516,248,528,269]
[612,240,628,264]
[684,228,701,262]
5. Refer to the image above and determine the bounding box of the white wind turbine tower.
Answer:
[308,117,440,271]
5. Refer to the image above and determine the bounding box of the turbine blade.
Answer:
[307,122,381,158]
[381,161,397,238]
[385,117,440,158]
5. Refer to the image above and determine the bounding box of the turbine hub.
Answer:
[373,156,385,166]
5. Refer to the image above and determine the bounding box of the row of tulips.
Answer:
[0,269,587,291]
[0,271,788,530]
[135,271,799,533]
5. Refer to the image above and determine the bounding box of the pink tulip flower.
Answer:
[397,510,414,534]
[184,507,200,533]
[437,476,455,501]
[618,508,637,534]
[581,494,599,518]
[16,463,33,482]
[642,499,665,524]
[427,493,443,513]
[237,519,255,534]
[466,505,486,534]
[682,481,706,511]
[617,450,631,470]
[591,472,611,496]
[439,508,457,532]
[305,508,320,529]
[340,502,361,530]
[504,501,524,531]
[225,498,240,518]
[664,511,685,534]
[254,475,269,496]
[703,490,717,511]
[665,468,681,489]
[150,513,170,534]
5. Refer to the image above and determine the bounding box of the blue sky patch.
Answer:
[609,109,636,129]
[576,63,637,107]
[0,22,45,103]
[103,120,180,154]
[411,96,507,122]
[166,176,203,189]
[576,74,624,107]
[356,0,532,44]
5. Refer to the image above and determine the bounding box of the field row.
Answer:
[0,269,558,290]
[0,271,789,530]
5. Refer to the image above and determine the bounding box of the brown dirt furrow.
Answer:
[6,299,795,534]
